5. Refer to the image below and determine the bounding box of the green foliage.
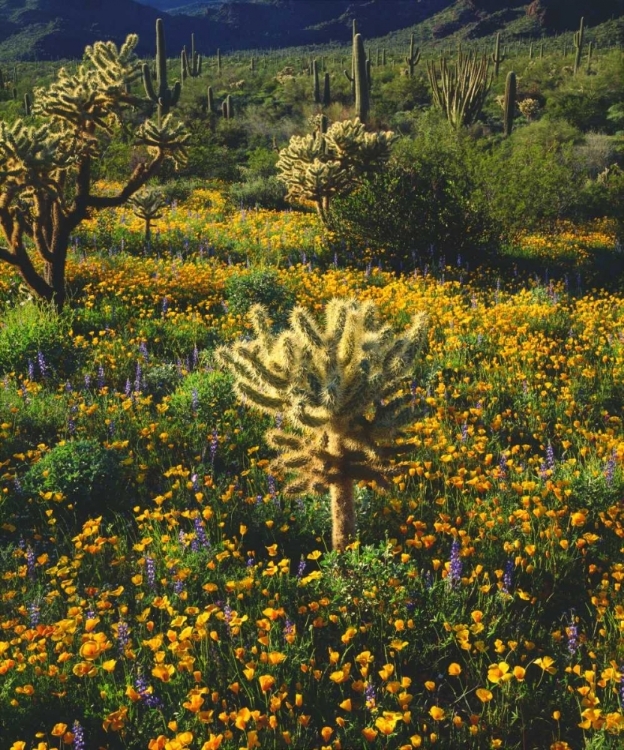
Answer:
[22,439,125,523]
[0,301,78,378]
[330,120,493,267]
[169,368,236,426]
[224,267,295,325]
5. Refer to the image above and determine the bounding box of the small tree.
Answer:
[276,117,395,224]
[216,299,427,551]
[0,34,189,311]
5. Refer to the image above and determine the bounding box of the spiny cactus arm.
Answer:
[288,399,330,429]
[291,306,325,353]
[266,429,304,452]
[344,69,354,83]
[236,380,286,414]
[233,346,291,391]
[142,63,157,101]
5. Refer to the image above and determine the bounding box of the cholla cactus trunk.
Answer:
[216,300,427,551]
[573,17,585,75]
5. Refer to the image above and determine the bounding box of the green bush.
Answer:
[229,176,288,209]
[168,368,237,426]
[22,439,125,523]
[0,301,79,378]
[329,116,493,268]
[224,268,295,326]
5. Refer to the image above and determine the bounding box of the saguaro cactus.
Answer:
[587,40,593,73]
[427,51,492,129]
[353,33,369,123]
[216,49,222,74]
[406,34,421,77]
[206,85,215,114]
[142,18,181,121]
[322,72,331,106]
[312,59,321,103]
[491,32,505,76]
[23,92,31,116]
[573,17,585,75]
[216,299,428,551]
[182,33,202,78]
[503,70,516,137]
[222,94,233,120]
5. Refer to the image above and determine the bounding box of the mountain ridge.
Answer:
[0,0,620,61]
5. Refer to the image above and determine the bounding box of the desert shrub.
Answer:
[329,116,492,268]
[168,369,236,426]
[475,119,586,237]
[229,176,288,209]
[22,439,125,524]
[224,268,295,325]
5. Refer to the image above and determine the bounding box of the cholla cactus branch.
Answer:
[216,299,427,551]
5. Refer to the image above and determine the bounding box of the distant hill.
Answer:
[0,0,621,61]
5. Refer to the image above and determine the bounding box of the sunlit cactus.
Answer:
[0,34,188,311]
[216,299,428,551]
[129,188,166,242]
[182,33,202,79]
[276,117,395,224]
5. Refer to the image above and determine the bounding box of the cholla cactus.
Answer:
[129,188,166,242]
[518,98,540,121]
[216,299,427,551]
[276,117,395,224]
[0,33,188,311]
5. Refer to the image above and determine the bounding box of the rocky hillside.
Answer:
[0,0,621,61]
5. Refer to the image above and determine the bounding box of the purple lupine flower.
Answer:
[192,345,199,369]
[546,442,555,472]
[605,450,616,486]
[297,560,306,579]
[139,341,149,361]
[539,461,548,480]
[97,365,105,389]
[619,667,624,708]
[108,420,115,437]
[173,579,184,596]
[20,383,29,404]
[37,351,48,379]
[191,388,199,412]
[28,601,40,627]
[27,359,35,380]
[68,418,76,435]
[246,557,254,568]
[72,721,86,750]
[145,556,156,589]
[124,378,132,398]
[116,620,130,655]
[134,361,142,393]
[65,380,72,393]
[447,539,462,589]
[193,517,210,549]
[210,429,218,463]
[84,374,91,390]
[502,559,514,594]
[162,297,169,315]
[255,494,263,505]
[460,422,468,442]
[134,674,163,708]
[566,610,579,656]
[499,453,508,480]
[26,546,36,579]
[283,619,294,640]
[178,530,188,549]
[268,474,277,498]
[191,473,200,492]
[364,682,376,710]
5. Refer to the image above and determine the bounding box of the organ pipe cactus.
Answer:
[405,34,421,78]
[216,299,428,551]
[142,18,181,122]
[427,51,492,130]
